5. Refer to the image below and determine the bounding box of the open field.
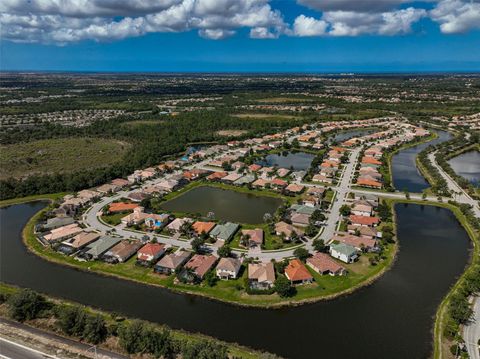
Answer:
[0,138,131,179]
[231,113,299,120]
[216,129,249,136]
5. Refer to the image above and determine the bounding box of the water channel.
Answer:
[448,150,480,187]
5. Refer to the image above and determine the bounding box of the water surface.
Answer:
[448,150,480,186]
[392,130,452,192]
[160,186,282,224]
[331,129,375,143]
[259,151,315,171]
[0,202,471,359]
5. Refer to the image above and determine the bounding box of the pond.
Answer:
[448,150,480,187]
[0,202,471,359]
[330,129,375,143]
[160,186,283,224]
[258,151,315,171]
[392,130,453,193]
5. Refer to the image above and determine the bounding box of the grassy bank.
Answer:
[0,283,271,359]
[0,192,67,208]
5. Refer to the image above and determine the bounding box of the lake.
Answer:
[448,150,480,186]
[259,151,315,171]
[160,186,283,224]
[331,129,375,143]
[0,202,471,359]
[392,130,453,192]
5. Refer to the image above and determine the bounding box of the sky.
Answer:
[1,0,480,73]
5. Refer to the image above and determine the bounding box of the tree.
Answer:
[56,305,86,337]
[7,289,47,322]
[118,320,146,354]
[274,275,296,298]
[310,210,325,222]
[377,201,392,222]
[217,245,232,258]
[191,237,205,253]
[305,224,317,237]
[83,314,108,344]
[293,247,310,262]
[204,270,218,287]
[312,238,326,252]
[339,205,351,216]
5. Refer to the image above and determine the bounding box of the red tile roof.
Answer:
[108,202,139,213]
[285,259,313,282]
[349,215,380,226]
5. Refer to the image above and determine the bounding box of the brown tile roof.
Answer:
[307,253,345,274]
[248,262,275,283]
[349,215,380,226]
[185,254,218,278]
[137,243,165,260]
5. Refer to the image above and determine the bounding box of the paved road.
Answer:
[428,151,480,217]
[0,318,127,359]
[0,337,55,359]
[464,297,480,359]
[320,147,361,241]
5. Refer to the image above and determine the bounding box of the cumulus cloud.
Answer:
[0,0,287,43]
[293,15,328,36]
[0,0,479,43]
[430,0,480,33]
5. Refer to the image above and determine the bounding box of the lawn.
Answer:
[101,212,127,226]
[0,137,131,180]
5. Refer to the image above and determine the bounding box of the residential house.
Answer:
[41,216,75,231]
[96,183,120,194]
[207,172,228,181]
[145,213,171,230]
[43,223,83,244]
[347,225,379,239]
[222,172,243,183]
[209,222,239,242]
[285,183,305,195]
[136,243,166,265]
[241,228,264,248]
[275,221,304,240]
[192,221,216,236]
[248,262,275,289]
[329,242,358,263]
[216,257,242,280]
[184,254,218,280]
[351,203,373,217]
[330,234,377,252]
[307,252,346,276]
[349,215,380,227]
[284,259,313,285]
[103,240,143,263]
[276,168,290,177]
[154,250,191,275]
[290,212,311,227]
[166,218,193,235]
[111,178,130,188]
[121,207,149,226]
[156,179,179,193]
[56,231,100,255]
[108,202,139,213]
[78,236,122,261]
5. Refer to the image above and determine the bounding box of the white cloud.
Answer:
[0,0,287,43]
[430,0,480,33]
[297,0,435,12]
[198,28,235,39]
[250,27,278,39]
[293,15,328,36]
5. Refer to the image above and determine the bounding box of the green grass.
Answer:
[101,212,127,226]
[0,137,131,180]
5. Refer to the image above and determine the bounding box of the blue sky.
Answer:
[1,0,479,72]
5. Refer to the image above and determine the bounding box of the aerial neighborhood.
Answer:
[33,117,425,299]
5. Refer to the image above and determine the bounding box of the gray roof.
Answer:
[210,222,239,241]
[233,174,255,185]
[85,236,121,258]
[330,242,357,257]
[290,204,316,215]
[44,216,75,230]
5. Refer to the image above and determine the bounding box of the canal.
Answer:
[392,130,453,192]
[160,186,283,224]
[448,150,480,187]
[0,201,471,359]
